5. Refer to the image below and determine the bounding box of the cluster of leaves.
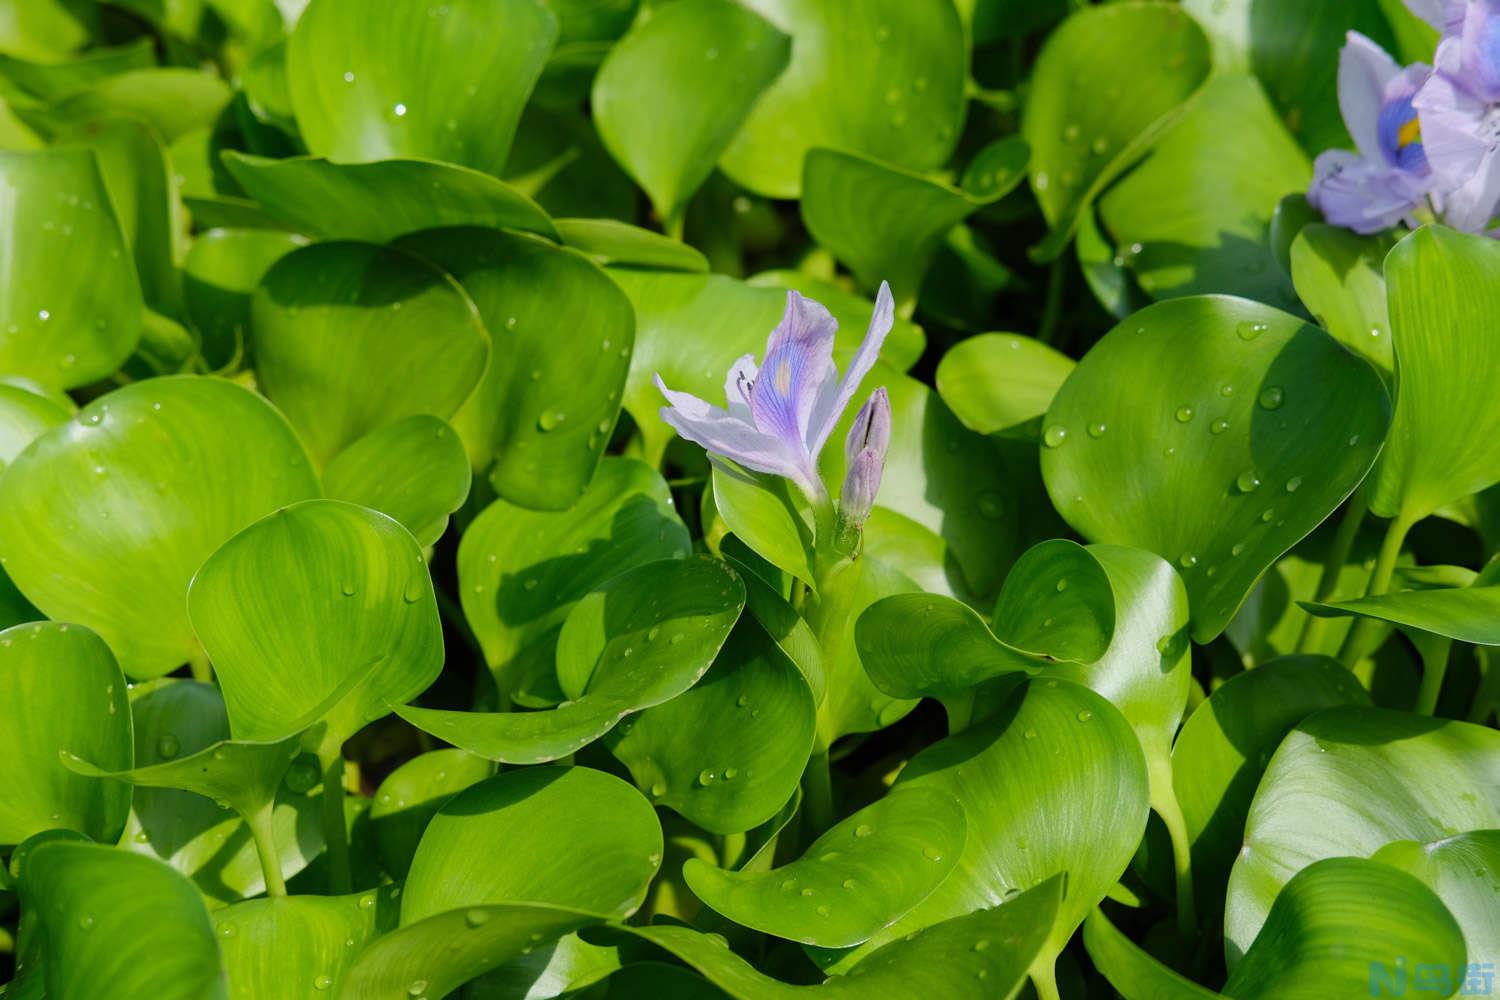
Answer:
[0,1,1495,999]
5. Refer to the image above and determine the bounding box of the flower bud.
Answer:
[835,389,891,554]
[844,386,891,469]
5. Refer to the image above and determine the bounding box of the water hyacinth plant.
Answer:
[0,0,1497,999]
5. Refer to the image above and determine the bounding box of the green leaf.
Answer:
[712,467,813,587]
[1170,655,1369,917]
[1370,226,1500,525]
[251,240,489,467]
[1289,223,1396,381]
[16,841,226,1000]
[286,0,557,176]
[182,228,308,372]
[396,227,632,511]
[1097,75,1310,306]
[1372,831,1500,970]
[403,766,662,921]
[606,615,816,835]
[339,903,600,1000]
[1225,858,1466,999]
[856,595,1039,706]
[717,0,966,199]
[684,786,964,947]
[1225,706,1500,963]
[1083,908,1222,1000]
[0,0,92,60]
[214,888,399,1000]
[1041,295,1390,642]
[936,333,1075,439]
[0,377,70,469]
[822,680,1149,989]
[222,153,557,243]
[1304,584,1500,644]
[592,0,789,224]
[399,557,743,764]
[0,376,319,678]
[616,877,1060,999]
[322,415,471,548]
[800,148,1010,310]
[0,148,140,388]
[1024,2,1211,261]
[0,623,131,846]
[188,499,444,752]
[369,749,493,880]
[457,458,691,704]
[25,69,230,143]
[0,39,155,102]
[554,218,707,272]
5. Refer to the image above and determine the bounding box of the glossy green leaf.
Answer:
[717,0,965,199]
[16,841,226,1000]
[214,888,399,1000]
[1225,706,1500,963]
[0,377,70,469]
[0,39,155,102]
[26,69,230,143]
[339,903,599,1000]
[251,240,488,466]
[684,786,964,948]
[287,0,557,176]
[0,376,319,678]
[188,499,443,751]
[1289,223,1396,380]
[396,227,632,511]
[592,0,789,224]
[399,557,743,764]
[322,415,471,548]
[712,467,813,587]
[1370,225,1500,525]
[1041,295,1390,641]
[182,228,307,372]
[1304,583,1500,644]
[1170,655,1369,917]
[0,147,140,388]
[856,595,1039,705]
[223,153,557,243]
[457,457,691,705]
[618,877,1060,1000]
[823,680,1148,989]
[369,749,492,880]
[0,0,92,60]
[1098,75,1310,307]
[936,333,1074,439]
[403,767,662,921]
[606,617,816,834]
[0,622,131,846]
[1372,830,1500,970]
[800,148,1005,310]
[1024,2,1211,260]
[553,218,708,272]
[1083,908,1222,1000]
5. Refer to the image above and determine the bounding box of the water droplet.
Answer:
[1258,386,1285,410]
[58,353,75,370]
[37,309,50,322]
[1063,122,1081,142]
[1023,727,1038,740]
[669,633,685,646]
[1175,406,1195,423]
[1236,470,1261,493]
[1236,320,1268,341]
[854,824,873,838]
[314,975,333,991]
[343,71,355,83]
[781,878,797,891]
[1231,542,1246,556]
[1077,709,1094,722]
[1055,578,1069,592]
[1348,434,1361,446]
[842,878,856,889]
[973,939,991,952]
[976,491,1005,519]
[801,887,816,897]
[1220,383,1235,397]
[285,758,319,793]
[408,982,428,998]
[650,780,666,797]
[78,915,94,930]
[874,24,890,41]
[816,904,831,916]
[464,909,491,928]
[1210,418,1230,435]
[1260,508,1275,523]
[157,734,180,759]
[1285,476,1303,493]
[220,924,236,937]
[646,625,661,642]
[1042,425,1068,448]
[1179,552,1198,569]
[1087,421,1107,438]
[1155,635,1174,654]
[922,846,943,861]
[697,769,716,786]
[393,103,408,117]
[537,410,566,432]
[1091,135,1110,155]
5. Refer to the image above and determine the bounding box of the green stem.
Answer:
[1031,960,1062,1000]
[1414,639,1451,716]
[188,649,212,684]
[1037,257,1066,346]
[1151,766,1197,937]
[664,210,686,243]
[246,804,286,898]
[1297,490,1368,653]
[1469,647,1498,724]
[320,751,352,895]
[1337,513,1413,667]
[801,748,835,837]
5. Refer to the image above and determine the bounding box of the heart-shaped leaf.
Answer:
[287,0,557,176]
[1225,706,1500,964]
[1372,831,1500,969]
[0,148,140,388]
[457,458,690,705]
[398,557,743,764]
[0,376,320,678]
[222,153,557,243]
[684,786,964,948]
[252,240,489,467]
[1041,295,1390,641]
[15,841,226,1000]
[403,766,662,921]
[1289,224,1396,380]
[856,595,1040,707]
[0,377,70,468]
[0,622,131,846]
[1370,226,1500,527]
[322,415,471,548]
[182,228,308,372]
[605,614,816,835]
[1024,2,1210,260]
[188,499,443,753]
[214,888,399,999]
[369,749,493,880]
[396,226,633,511]
[553,218,708,272]
[592,0,790,226]
[936,333,1075,439]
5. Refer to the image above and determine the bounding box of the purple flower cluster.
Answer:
[1310,0,1500,234]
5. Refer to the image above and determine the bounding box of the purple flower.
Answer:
[655,282,894,504]
[838,386,891,531]
[1412,0,1500,231]
[1309,33,1433,234]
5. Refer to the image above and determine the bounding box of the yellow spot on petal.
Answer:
[1397,115,1421,149]
[775,360,792,395]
